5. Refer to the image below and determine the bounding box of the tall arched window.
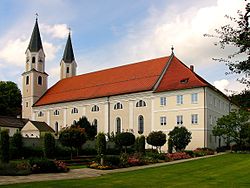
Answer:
[54,110,60,116]
[91,105,99,112]
[116,117,121,134]
[38,76,42,85]
[114,102,123,110]
[26,76,29,85]
[55,122,59,135]
[138,115,144,134]
[92,119,98,134]
[136,100,146,107]
[32,57,36,63]
[71,107,78,114]
[73,120,77,126]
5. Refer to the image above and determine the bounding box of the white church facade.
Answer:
[22,19,235,150]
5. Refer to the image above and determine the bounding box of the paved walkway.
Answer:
[0,153,224,185]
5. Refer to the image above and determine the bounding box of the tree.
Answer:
[168,127,192,151]
[0,81,22,116]
[59,127,86,158]
[96,133,106,156]
[11,132,23,159]
[0,130,10,163]
[212,109,250,149]
[73,116,97,140]
[135,135,145,153]
[205,2,250,87]
[168,138,174,154]
[115,132,135,153]
[230,89,250,109]
[44,133,55,159]
[146,131,166,152]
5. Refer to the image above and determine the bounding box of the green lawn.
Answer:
[1,153,250,188]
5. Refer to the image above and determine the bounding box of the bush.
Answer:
[0,161,31,175]
[96,133,106,156]
[168,138,173,154]
[105,155,120,166]
[145,151,166,161]
[135,136,145,153]
[44,133,55,159]
[106,148,120,155]
[55,144,75,160]
[193,148,215,156]
[184,150,195,157]
[22,146,44,158]
[115,132,135,153]
[147,131,166,152]
[79,148,97,155]
[168,126,192,151]
[166,152,191,160]
[29,158,69,173]
[0,130,10,163]
[10,132,23,159]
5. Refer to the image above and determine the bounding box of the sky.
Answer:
[0,0,248,95]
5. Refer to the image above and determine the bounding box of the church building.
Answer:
[22,19,235,150]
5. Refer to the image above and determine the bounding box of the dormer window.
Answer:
[92,105,99,112]
[136,100,146,107]
[71,107,78,114]
[32,57,36,63]
[114,102,123,110]
[180,78,189,84]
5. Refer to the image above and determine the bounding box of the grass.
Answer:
[1,153,250,188]
[68,165,87,169]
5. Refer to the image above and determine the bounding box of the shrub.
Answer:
[10,132,23,159]
[80,148,97,155]
[105,155,120,167]
[119,153,129,167]
[145,151,166,161]
[193,148,215,156]
[168,126,192,151]
[106,148,120,155]
[22,146,44,158]
[115,132,135,153]
[135,135,145,153]
[0,130,10,163]
[29,158,68,173]
[168,138,173,154]
[184,150,195,157]
[0,161,31,175]
[147,131,166,152]
[166,152,191,161]
[96,133,106,156]
[44,133,55,159]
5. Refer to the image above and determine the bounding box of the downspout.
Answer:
[204,87,207,148]
[107,96,110,133]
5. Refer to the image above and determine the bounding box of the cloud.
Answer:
[214,79,229,92]
[0,38,28,67]
[43,42,60,61]
[41,23,69,39]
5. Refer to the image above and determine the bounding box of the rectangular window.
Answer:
[210,115,213,125]
[160,116,167,125]
[214,97,216,107]
[177,95,183,105]
[191,114,198,124]
[160,97,166,106]
[191,93,198,104]
[26,102,28,107]
[209,94,213,105]
[176,115,183,125]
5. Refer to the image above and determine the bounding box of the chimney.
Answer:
[190,65,194,72]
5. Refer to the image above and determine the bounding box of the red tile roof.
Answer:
[35,56,170,106]
[35,55,209,106]
[155,56,208,92]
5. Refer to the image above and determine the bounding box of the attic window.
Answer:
[180,78,189,84]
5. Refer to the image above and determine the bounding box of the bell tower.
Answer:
[22,18,48,119]
[60,32,77,80]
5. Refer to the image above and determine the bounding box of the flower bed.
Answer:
[166,152,191,161]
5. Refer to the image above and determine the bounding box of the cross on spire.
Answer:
[171,45,174,54]
[35,13,39,21]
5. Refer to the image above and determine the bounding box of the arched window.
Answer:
[116,117,121,134]
[73,120,77,126]
[38,111,44,117]
[114,102,123,110]
[71,107,78,114]
[32,57,36,63]
[55,122,59,135]
[92,119,98,126]
[26,76,29,85]
[66,67,70,74]
[138,115,144,134]
[136,100,146,107]
[38,76,42,85]
[91,105,99,112]
[54,110,59,116]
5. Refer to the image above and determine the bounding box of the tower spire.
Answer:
[28,17,43,52]
[62,32,75,62]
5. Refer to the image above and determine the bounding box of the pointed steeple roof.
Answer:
[28,18,43,52]
[62,33,75,62]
